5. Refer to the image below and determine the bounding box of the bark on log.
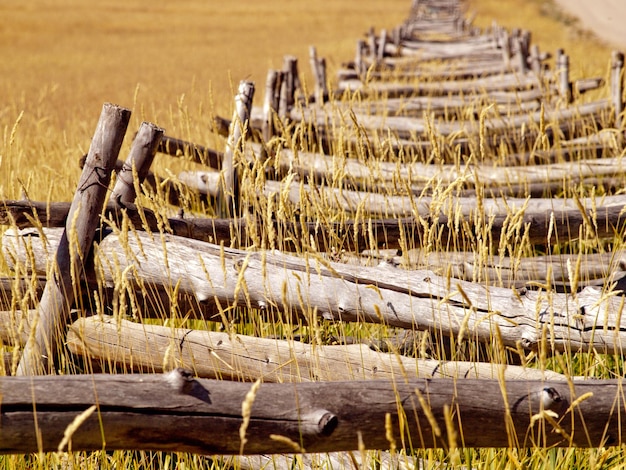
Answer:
[6,227,626,354]
[157,134,223,168]
[4,187,626,253]
[612,50,624,129]
[66,315,565,381]
[110,121,163,206]
[17,103,131,376]
[237,138,623,196]
[195,177,626,244]
[295,98,609,143]
[262,69,283,155]
[0,371,623,453]
[220,81,255,218]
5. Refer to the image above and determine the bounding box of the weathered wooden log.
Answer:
[296,94,546,121]
[219,81,255,218]
[261,69,283,155]
[110,121,163,206]
[228,450,419,470]
[66,315,565,381]
[612,50,624,129]
[373,249,626,291]
[277,56,300,120]
[157,134,223,168]
[6,227,626,354]
[557,49,571,103]
[0,370,623,453]
[297,97,609,142]
[337,59,530,82]
[338,70,542,98]
[184,173,626,242]
[17,103,131,376]
[281,55,300,114]
[309,46,328,105]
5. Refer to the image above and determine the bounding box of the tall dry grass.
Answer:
[1,0,626,468]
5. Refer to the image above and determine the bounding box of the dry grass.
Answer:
[0,0,408,201]
[1,0,626,468]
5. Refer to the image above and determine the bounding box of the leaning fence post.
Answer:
[611,51,624,130]
[16,103,131,375]
[219,81,255,218]
[110,121,164,206]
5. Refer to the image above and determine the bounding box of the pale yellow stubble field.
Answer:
[0,0,409,202]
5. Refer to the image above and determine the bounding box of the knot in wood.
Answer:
[234,258,245,272]
[165,367,195,394]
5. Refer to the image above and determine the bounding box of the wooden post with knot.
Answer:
[16,102,131,375]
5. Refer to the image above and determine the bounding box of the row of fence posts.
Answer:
[14,10,626,377]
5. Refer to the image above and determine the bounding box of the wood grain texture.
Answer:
[6,227,626,354]
[16,103,131,375]
[0,370,622,453]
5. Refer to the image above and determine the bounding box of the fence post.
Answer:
[309,46,328,105]
[110,121,164,206]
[500,29,511,66]
[367,27,377,62]
[279,56,299,119]
[377,29,388,62]
[355,39,367,79]
[261,69,283,163]
[219,81,255,219]
[611,51,624,130]
[16,103,131,375]
[529,44,542,76]
[557,49,571,103]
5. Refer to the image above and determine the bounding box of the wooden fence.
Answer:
[2,0,626,459]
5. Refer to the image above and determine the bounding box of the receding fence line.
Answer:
[2,0,626,458]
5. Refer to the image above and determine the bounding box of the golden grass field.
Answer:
[0,0,612,202]
[0,0,409,201]
[1,0,625,468]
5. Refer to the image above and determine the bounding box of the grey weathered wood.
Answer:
[389,249,626,290]
[66,315,566,381]
[355,39,367,77]
[337,71,603,101]
[279,55,299,118]
[110,121,163,206]
[292,97,609,143]
[529,44,542,75]
[557,49,571,103]
[377,29,388,61]
[0,371,624,453]
[309,46,328,105]
[16,103,131,376]
[261,69,282,156]
[8,227,626,354]
[612,50,624,129]
[219,81,255,218]
[157,134,223,168]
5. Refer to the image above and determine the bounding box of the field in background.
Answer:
[0,0,408,202]
[0,0,613,202]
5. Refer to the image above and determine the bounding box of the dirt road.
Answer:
[553,0,626,49]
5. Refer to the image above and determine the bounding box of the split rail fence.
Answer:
[2,0,626,461]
